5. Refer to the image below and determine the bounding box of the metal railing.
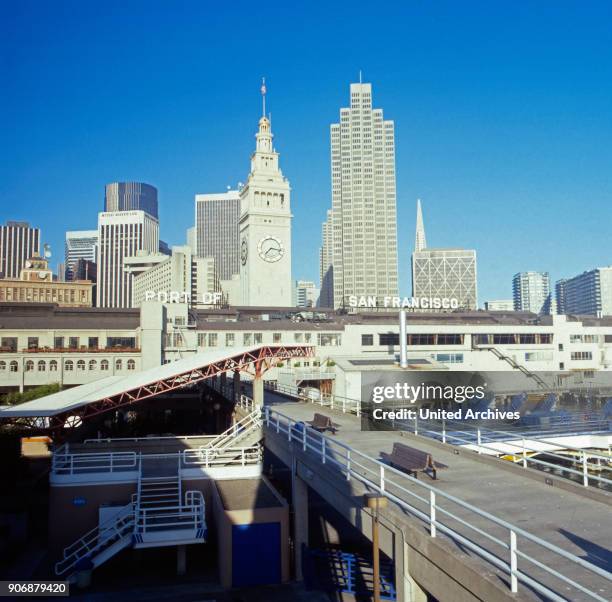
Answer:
[263,404,612,601]
[52,450,138,475]
[83,434,217,444]
[266,381,361,416]
[204,408,261,450]
[134,490,205,536]
[183,444,262,467]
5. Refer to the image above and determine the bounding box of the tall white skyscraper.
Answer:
[65,230,98,281]
[320,81,399,308]
[195,191,240,280]
[0,221,40,279]
[239,82,292,306]
[97,211,159,308]
[556,267,612,316]
[513,272,552,314]
[293,280,320,308]
[319,210,334,307]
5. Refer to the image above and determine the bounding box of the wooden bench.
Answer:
[381,442,447,480]
[307,413,339,434]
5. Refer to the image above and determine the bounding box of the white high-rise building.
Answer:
[0,221,40,279]
[195,191,241,281]
[411,200,478,310]
[97,211,159,308]
[556,267,612,316]
[294,280,320,308]
[320,81,399,309]
[513,272,552,314]
[65,230,98,281]
[239,82,292,307]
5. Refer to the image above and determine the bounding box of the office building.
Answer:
[320,81,399,309]
[319,210,334,308]
[64,230,97,281]
[195,191,240,280]
[294,280,320,308]
[513,272,552,314]
[104,182,158,219]
[239,84,292,306]
[484,300,514,311]
[411,201,478,310]
[97,211,159,308]
[0,221,40,279]
[0,253,92,307]
[159,240,171,256]
[556,268,612,316]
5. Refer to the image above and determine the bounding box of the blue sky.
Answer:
[2,0,611,303]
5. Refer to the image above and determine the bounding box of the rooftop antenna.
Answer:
[260,77,267,118]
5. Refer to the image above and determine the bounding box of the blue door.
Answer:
[232,522,281,587]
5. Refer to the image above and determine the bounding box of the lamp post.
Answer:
[364,492,388,602]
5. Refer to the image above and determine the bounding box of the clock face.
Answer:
[240,238,248,265]
[257,235,284,263]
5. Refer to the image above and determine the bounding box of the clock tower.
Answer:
[239,80,292,306]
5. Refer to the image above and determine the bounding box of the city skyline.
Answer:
[2,1,612,303]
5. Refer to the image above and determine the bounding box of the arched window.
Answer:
[49,360,58,372]
[127,359,135,371]
[0,361,5,371]
[64,360,73,371]
[77,360,85,371]
[10,361,18,372]
[115,359,122,370]
[101,359,109,371]
[38,360,46,372]
[25,360,34,372]
[89,359,97,371]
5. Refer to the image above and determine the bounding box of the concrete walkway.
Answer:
[264,392,612,602]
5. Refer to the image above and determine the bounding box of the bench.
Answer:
[307,413,339,434]
[381,442,446,480]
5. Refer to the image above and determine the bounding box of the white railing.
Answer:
[83,434,217,444]
[52,450,138,475]
[266,382,361,416]
[204,408,261,450]
[134,490,205,535]
[183,444,262,467]
[263,406,612,601]
[402,417,612,489]
[55,501,135,576]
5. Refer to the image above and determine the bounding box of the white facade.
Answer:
[0,221,40,279]
[194,191,241,281]
[322,82,399,309]
[239,97,292,307]
[65,230,98,281]
[319,210,334,308]
[513,271,552,314]
[97,211,159,308]
[484,300,514,311]
[294,280,320,308]
[131,246,218,307]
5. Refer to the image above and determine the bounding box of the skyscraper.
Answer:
[294,280,320,308]
[194,191,241,281]
[512,272,552,314]
[556,268,612,316]
[320,81,399,309]
[411,200,478,310]
[319,210,334,308]
[65,230,98,281]
[97,211,159,308]
[239,81,292,306]
[0,221,40,279]
[105,182,158,219]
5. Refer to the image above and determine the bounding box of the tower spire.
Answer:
[415,198,427,252]
[261,77,267,118]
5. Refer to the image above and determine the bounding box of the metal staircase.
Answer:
[484,347,549,389]
[200,409,262,457]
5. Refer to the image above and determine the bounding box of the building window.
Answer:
[273,333,282,344]
[37,360,46,371]
[49,360,58,372]
[25,360,34,372]
[436,334,463,345]
[409,334,436,346]
[64,360,73,371]
[436,353,464,364]
[127,359,136,370]
[89,359,97,371]
[294,333,303,343]
[379,333,399,346]
[318,333,341,346]
[225,333,235,347]
[107,337,136,349]
[101,359,109,371]
[10,361,18,372]
[208,333,218,347]
[362,334,374,346]
[69,337,79,349]
[197,333,206,347]
[519,334,536,344]
[0,361,5,371]
[493,334,517,345]
[54,336,64,349]
[254,333,262,344]
[243,333,252,345]
[27,337,39,350]
[77,360,86,371]
[1,337,17,352]
[304,333,312,343]
[88,337,99,349]
[115,359,122,370]
[525,351,553,362]
[571,352,593,361]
